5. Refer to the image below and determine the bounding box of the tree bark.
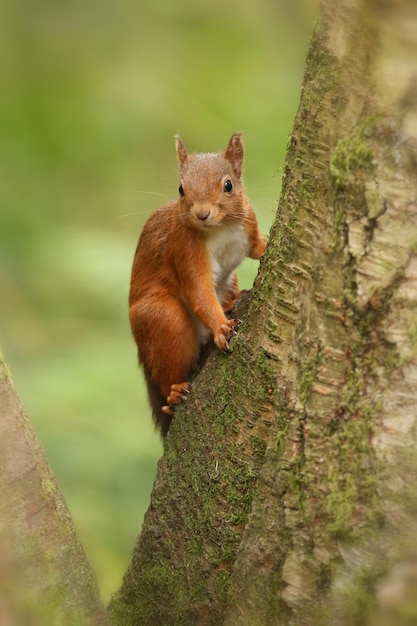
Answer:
[111,0,417,624]
[0,352,107,625]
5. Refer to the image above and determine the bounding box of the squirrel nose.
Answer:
[197,210,210,221]
[194,205,211,221]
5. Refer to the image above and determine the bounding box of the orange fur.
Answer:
[129,133,266,437]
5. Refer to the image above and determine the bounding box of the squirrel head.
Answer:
[174,133,248,231]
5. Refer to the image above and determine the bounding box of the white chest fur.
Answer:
[206,222,249,297]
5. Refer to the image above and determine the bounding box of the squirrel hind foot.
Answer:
[163,381,191,415]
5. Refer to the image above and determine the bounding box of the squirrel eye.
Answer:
[178,184,185,197]
[223,179,233,193]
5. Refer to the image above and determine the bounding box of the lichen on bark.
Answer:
[225,1,417,624]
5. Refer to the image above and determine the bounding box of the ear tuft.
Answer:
[175,135,188,167]
[225,132,244,178]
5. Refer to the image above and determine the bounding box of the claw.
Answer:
[164,381,191,414]
[221,335,231,351]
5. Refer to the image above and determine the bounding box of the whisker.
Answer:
[132,189,166,197]
[253,197,278,204]
[116,188,170,219]
[116,212,145,219]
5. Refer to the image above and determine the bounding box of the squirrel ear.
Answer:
[175,135,188,167]
[225,132,244,178]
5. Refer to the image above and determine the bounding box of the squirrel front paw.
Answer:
[214,319,240,351]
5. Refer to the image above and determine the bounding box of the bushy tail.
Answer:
[143,370,172,438]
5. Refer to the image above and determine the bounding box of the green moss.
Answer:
[299,341,322,406]
[329,115,379,256]
[250,434,267,460]
[407,317,417,346]
[299,20,342,114]
[111,330,276,625]
[325,385,379,538]
[331,130,374,189]
[321,218,402,542]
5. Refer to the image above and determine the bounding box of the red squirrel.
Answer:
[129,133,267,437]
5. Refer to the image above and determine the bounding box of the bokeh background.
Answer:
[0,0,318,602]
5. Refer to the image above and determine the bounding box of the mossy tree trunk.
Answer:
[112,0,417,624]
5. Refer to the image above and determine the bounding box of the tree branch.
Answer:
[0,351,107,625]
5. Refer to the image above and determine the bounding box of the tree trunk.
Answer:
[0,352,107,625]
[111,0,417,624]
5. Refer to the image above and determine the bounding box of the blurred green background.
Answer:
[0,0,317,603]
